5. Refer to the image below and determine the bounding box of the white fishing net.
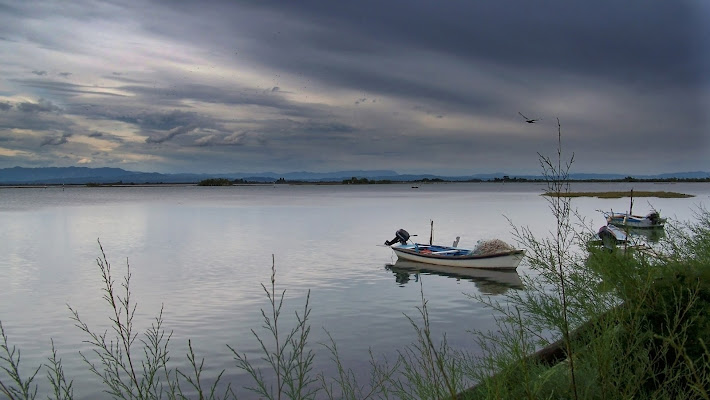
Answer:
[472,239,515,255]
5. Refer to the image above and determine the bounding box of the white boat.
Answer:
[604,211,666,229]
[384,229,525,270]
[602,189,666,229]
[592,225,629,250]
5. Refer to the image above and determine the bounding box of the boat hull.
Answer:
[391,246,524,270]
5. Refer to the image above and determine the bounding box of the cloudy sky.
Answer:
[0,0,708,175]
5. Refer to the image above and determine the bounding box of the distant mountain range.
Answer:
[0,166,709,185]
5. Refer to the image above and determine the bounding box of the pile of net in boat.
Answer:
[471,239,516,255]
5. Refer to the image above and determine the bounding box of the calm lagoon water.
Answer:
[1,182,709,398]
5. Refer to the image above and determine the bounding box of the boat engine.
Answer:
[385,229,410,246]
[647,211,661,225]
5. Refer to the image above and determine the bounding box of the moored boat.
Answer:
[591,225,629,250]
[384,229,525,270]
[604,211,666,229]
[602,189,667,229]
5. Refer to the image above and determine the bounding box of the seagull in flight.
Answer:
[518,112,540,123]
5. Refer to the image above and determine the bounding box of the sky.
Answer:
[0,0,708,176]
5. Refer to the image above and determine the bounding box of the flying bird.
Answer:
[518,112,540,123]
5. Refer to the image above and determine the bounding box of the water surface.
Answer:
[1,182,708,398]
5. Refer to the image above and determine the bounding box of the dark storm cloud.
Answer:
[141,0,706,128]
[241,0,702,87]
[168,1,700,89]
[0,102,11,111]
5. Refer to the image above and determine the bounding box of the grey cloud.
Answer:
[0,107,75,133]
[0,102,11,111]
[145,124,197,144]
[58,72,72,78]
[12,79,126,97]
[193,130,269,147]
[41,133,72,146]
[118,110,208,131]
[32,70,47,76]
[195,132,245,147]
[190,117,356,149]
[17,98,61,113]
[89,131,125,143]
[117,82,331,120]
[105,74,150,84]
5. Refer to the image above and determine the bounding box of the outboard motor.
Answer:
[385,229,410,246]
[647,211,661,225]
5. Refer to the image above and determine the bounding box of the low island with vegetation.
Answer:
[543,190,695,198]
[197,178,233,186]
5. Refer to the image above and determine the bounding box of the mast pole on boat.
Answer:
[429,220,433,246]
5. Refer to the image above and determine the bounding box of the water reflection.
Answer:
[384,260,524,295]
[624,227,666,243]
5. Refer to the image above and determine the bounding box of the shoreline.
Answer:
[2,179,710,189]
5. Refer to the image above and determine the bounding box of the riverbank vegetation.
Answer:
[3,121,710,399]
[460,119,710,399]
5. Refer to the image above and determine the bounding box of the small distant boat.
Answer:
[602,189,666,229]
[384,229,525,270]
[604,211,666,229]
[592,225,629,250]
